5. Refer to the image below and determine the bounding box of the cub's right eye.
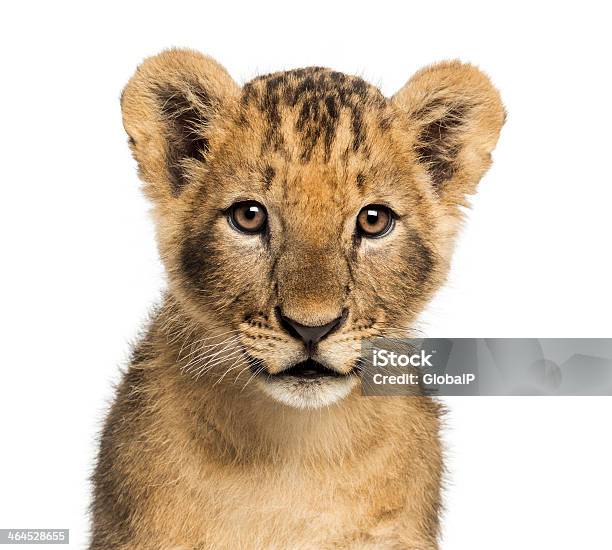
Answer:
[228,201,267,234]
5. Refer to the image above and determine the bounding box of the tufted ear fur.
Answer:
[392,61,505,204]
[121,49,240,200]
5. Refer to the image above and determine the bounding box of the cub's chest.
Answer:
[180,461,406,549]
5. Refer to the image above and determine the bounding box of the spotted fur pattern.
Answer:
[91,49,505,549]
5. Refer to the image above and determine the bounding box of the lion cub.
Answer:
[91,49,504,549]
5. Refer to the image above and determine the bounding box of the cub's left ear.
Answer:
[392,61,505,201]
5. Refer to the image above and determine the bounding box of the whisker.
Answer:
[212,356,250,387]
[241,364,265,391]
[180,335,241,371]
[191,348,245,379]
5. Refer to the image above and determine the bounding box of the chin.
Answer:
[253,359,360,410]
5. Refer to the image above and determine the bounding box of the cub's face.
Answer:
[122,49,504,409]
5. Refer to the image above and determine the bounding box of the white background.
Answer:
[1,1,611,548]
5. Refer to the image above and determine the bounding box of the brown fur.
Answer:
[91,49,504,549]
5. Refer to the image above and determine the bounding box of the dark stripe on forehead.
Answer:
[356,173,366,189]
[323,95,340,160]
[240,68,388,162]
[262,164,275,190]
[261,75,286,152]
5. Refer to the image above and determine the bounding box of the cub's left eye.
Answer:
[228,201,267,234]
[356,204,395,238]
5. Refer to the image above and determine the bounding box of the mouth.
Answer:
[248,356,360,409]
[252,358,353,380]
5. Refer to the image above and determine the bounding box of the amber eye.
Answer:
[228,201,267,234]
[356,204,395,238]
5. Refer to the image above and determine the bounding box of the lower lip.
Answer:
[280,369,341,379]
[252,359,354,379]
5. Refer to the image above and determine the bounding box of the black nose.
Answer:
[276,308,346,351]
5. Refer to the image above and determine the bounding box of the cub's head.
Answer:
[122,49,504,409]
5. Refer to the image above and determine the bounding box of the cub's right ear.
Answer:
[121,49,239,200]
